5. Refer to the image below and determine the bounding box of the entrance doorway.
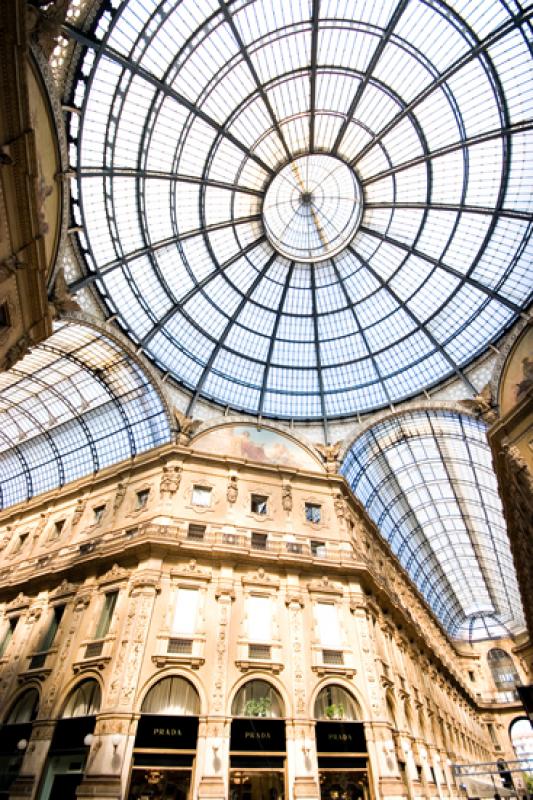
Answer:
[319,771,369,800]
[128,768,191,800]
[229,770,284,800]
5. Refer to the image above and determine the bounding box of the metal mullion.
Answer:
[310,263,329,442]
[332,0,411,155]
[0,427,33,506]
[355,231,524,315]
[139,237,266,348]
[258,260,295,417]
[217,0,292,162]
[347,245,478,395]
[365,201,533,222]
[362,120,533,185]
[329,256,393,407]
[186,251,279,415]
[77,168,264,197]
[69,216,262,291]
[350,6,533,166]
[62,23,275,177]
[309,0,320,153]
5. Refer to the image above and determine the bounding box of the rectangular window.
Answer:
[187,523,206,541]
[12,532,28,554]
[247,595,272,642]
[251,494,268,514]
[51,519,65,539]
[172,588,199,635]
[93,505,106,523]
[322,649,344,665]
[0,302,10,330]
[192,486,211,507]
[0,618,17,657]
[136,489,150,509]
[305,503,322,523]
[39,605,64,652]
[251,532,267,550]
[168,638,193,655]
[315,602,342,649]
[311,540,326,557]
[248,643,271,660]
[95,591,118,639]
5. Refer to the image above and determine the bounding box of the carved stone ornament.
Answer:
[98,563,129,586]
[113,482,127,512]
[3,334,32,371]
[334,491,346,519]
[6,592,30,612]
[226,475,238,504]
[160,463,182,496]
[516,355,533,401]
[282,481,293,513]
[48,266,81,319]
[173,408,202,444]
[49,579,77,599]
[242,568,279,589]
[72,498,86,525]
[306,576,344,596]
[170,560,211,581]
[459,383,498,424]
[26,0,70,58]
[315,440,342,471]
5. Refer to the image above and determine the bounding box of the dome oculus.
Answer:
[262,155,363,263]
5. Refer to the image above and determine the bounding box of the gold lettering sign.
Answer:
[153,728,182,737]
[328,733,353,741]
[244,731,271,739]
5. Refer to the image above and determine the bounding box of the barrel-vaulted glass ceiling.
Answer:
[68,0,533,421]
[341,409,525,641]
[0,323,171,510]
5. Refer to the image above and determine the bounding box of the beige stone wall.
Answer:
[0,437,529,800]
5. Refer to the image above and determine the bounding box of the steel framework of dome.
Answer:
[67,0,532,424]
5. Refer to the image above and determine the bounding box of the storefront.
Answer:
[229,680,286,800]
[37,679,100,800]
[314,686,370,800]
[0,688,38,800]
[127,676,200,800]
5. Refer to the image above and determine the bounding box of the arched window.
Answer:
[63,680,101,718]
[231,680,283,718]
[141,677,200,716]
[5,689,39,724]
[510,718,533,766]
[314,685,359,721]
[487,649,520,699]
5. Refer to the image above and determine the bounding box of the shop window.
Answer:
[135,489,149,509]
[314,685,359,721]
[187,523,206,540]
[93,505,106,524]
[192,486,211,507]
[305,502,321,523]
[63,680,101,718]
[0,617,17,657]
[5,689,39,724]
[141,676,200,715]
[232,679,284,718]
[251,494,268,514]
[251,532,267,550]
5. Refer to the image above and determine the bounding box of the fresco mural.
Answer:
[193,425,321,470]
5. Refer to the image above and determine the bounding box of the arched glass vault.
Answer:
[0,321,171,510]
[66,0,533,423]
[341,409,525,641]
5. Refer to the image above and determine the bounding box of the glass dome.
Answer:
[69,0,532,420]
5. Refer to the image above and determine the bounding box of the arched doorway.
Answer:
[314,685,369,800]
[0,688,39,800]
[128,675,201,800]
[510,718,533,790]
[37,679,100,800]
[229,679,285,800]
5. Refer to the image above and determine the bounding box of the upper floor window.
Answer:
[305,503,321,523]
[0,302,10,331]
[487,648,521,691]
[51,519,65,539]
[136,489,150,509]
[93,505,106,524]
[38,606,64,652]
[251,494,268,515]
[94,591,118,639]
[172,588,199,635]
[12,532,28,554]
[192,486,211,508]
[0,617,18,657]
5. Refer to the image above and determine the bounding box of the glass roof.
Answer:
[0,322,171,510]
[340,409,525,641]
[69,0,532,421]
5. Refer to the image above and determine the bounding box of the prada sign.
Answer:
[135,715,198,750]
[315,721,367,754]
[230,719,286,752]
